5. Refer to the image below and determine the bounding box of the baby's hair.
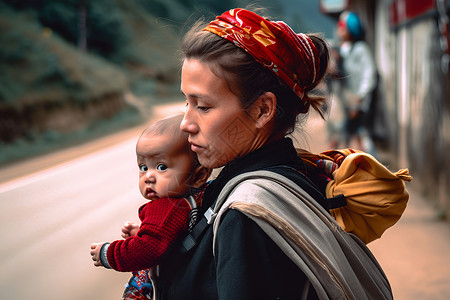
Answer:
[142,114,186,138]
[140,114,199,164]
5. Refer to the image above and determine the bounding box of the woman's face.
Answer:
[180,59,262,169]
[337,18,351,42]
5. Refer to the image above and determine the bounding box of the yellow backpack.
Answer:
[298,149,412,244]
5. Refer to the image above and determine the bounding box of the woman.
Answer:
[155,8,391,299]
[336,11,377,155]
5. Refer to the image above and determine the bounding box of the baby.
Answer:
[90,114,210,299]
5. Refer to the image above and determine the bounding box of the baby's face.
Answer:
[136,133,195,201]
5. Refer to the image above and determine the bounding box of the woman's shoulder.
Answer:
[215,169,314,217]
[219,167,320,199]
[221,173,280,203]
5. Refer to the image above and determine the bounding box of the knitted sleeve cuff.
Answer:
[100,243,112,269]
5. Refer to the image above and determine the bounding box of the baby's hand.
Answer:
[121,221,139,239]
[90,243,104,267]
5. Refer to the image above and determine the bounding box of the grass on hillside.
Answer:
[0,3,184,167]
[0,93,184,167]
[0,106,140,166]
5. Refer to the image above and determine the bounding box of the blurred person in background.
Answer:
[335,11,378,156]
[90,114,210,300]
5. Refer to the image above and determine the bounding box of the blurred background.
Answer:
[0,0,450,299]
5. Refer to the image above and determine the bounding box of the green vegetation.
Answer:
[0,0,283,166]
[0,106,140,166]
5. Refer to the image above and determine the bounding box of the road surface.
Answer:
[0,103,186,299]
[1,102,449,299]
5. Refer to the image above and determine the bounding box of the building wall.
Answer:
[349,0,450,217]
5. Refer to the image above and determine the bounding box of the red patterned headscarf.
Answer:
[204,8,320,113]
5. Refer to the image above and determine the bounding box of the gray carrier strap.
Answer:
[210,170,393,300]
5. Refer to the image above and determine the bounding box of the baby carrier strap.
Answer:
[180,205,213,253]
[265,165,347,211]
[179,165,345,254]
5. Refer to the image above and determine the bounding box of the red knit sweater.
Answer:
[106,197,191,272]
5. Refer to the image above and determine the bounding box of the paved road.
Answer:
[0,103,186,300]
[369,190,450,299]
[0,134,141,299]
[1,102,449,299]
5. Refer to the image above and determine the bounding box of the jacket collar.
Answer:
[202,138,305,210]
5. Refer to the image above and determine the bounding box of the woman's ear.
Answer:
[250,92,277,129]
[191,165,212,188]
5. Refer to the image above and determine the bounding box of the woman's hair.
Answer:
[181,20,330,136]
[340,11,364,41]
